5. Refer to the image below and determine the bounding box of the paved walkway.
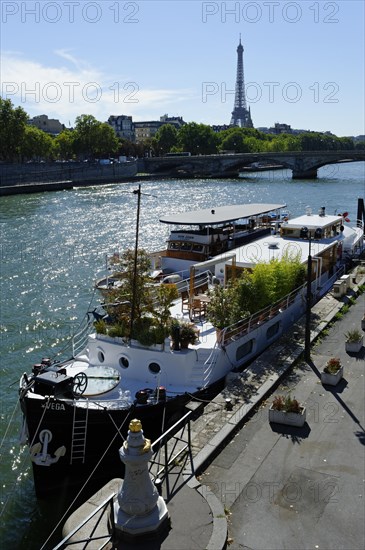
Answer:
[199,277,364,550]
[62,268,365,550]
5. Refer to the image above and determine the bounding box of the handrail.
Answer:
[220,282,306,346]
[149,410,194,501]
[52,493,115,549]
[72,316,93,357]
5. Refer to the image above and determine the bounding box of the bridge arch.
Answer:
[143,151,365,180]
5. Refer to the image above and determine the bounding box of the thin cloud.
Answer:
[1,52,194,125]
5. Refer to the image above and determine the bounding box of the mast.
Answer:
[129,184,141,339]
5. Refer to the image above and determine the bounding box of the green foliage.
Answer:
[206,284,233,329]
[169,319,199,347]
[177,122,219,155]
[1,100,356,161]
[179,321,199,345]
[133,317,167,346]
[250,249,305,308]
[100,250,179,344]
[154,284,179,327]
[345,329,362,343]
[101,248,153,336]
[94,319,107,334]
[272,395,301,413]
[54,130,75,160]
[284,395,301,413]
[154,124,178,155]
[207,253,305,328]
[107,324,125,338]
[20,126,54,161]
[324,357,341,374]
[214,127,354,155]
[73,114,118,158]
[0,97,28,161]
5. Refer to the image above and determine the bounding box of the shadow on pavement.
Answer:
[269,422,311,442]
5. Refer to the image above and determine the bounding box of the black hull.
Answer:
[21,393,193,499]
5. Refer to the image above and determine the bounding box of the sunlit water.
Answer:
[0,162,364,548]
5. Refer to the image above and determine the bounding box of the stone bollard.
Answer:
[114,419,170,539]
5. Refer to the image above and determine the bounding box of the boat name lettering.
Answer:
[177,235,195,241]
[42,402,66,411]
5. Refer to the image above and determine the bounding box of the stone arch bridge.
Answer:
[142,151,364,179]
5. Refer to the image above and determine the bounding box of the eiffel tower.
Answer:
[230,36,253,128]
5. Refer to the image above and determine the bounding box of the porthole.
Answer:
[148,362,161,374]
[119,356,129,369]
[97,350,105,363]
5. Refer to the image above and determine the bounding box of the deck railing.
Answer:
[220,282,306,346]
[72,315,93,357]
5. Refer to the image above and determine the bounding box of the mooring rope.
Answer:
[39,410,132,550]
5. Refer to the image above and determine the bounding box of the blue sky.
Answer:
[1,0,364,136]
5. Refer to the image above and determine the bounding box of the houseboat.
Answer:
[18,204,364,497]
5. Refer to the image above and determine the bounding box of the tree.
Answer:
[73,114,118,159]
[219,128,245,152]
[0,97,28,161]
[54,130,76,160]
[101,249,154,338]
[177,122,219,155]
[93,123,119,158]
[20,126,54,160]
[154,124,178,155]
[73,114,100,157]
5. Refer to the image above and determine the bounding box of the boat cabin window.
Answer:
[281,228,296,237]
[169,242,180,250]
[97,350,105,363]
[236,339,255,361]
[192,244,204,253]
[180,242,192,251]
[266,322,281,340]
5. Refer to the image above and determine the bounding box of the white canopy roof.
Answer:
[159,203,286,226]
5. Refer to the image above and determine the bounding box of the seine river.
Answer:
[0,162,364,548]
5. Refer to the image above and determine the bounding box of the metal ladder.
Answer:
[70,400,89,464]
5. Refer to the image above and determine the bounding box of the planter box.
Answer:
[345,339,363,353]
[361,319,365,330]
[269,406,306,427]
[321,365,344,386]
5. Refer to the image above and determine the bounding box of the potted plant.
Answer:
[179,321,199,348]
[345,328,363,353]
[269,394,306,427]
[169,319,199,350]
[321,357,344,386]
[206,285,231,330]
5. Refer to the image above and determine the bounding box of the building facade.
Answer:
[108,114,185,143]
[108,115,134,141]
[28,115,65,135]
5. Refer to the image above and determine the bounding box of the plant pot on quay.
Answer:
[321,357,344,386]
[268,395,306,427]
[345,329,363,354]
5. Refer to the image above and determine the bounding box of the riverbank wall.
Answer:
[0,161,139,196]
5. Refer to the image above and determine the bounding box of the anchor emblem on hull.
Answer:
[30,429,66,466]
